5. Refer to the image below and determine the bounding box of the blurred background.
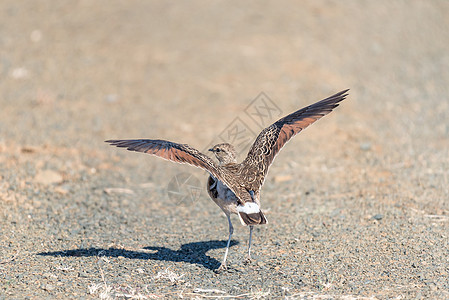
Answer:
[1,1,448,298]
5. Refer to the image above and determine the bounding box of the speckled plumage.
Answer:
[106,89,348,271]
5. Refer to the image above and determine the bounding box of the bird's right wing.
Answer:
[106,139,249,203]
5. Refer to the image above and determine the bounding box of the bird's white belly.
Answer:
[216,180,237,202]
[209,178,239,214]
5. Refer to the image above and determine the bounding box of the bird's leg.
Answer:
[217,214,233,271]
[244,225,254,264]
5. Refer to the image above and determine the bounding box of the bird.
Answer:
[106,89,348,271]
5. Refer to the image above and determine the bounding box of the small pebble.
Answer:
[41,284,55,291]
[360,142,372,151]
[34,170,63,185]
[372,214,383,220]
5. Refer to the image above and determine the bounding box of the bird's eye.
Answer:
[216,149,221,153]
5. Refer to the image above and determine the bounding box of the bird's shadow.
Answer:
[37,240,238,270]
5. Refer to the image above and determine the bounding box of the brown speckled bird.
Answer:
[106,89,348,271]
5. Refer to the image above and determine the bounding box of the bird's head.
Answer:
[208,143,237,165]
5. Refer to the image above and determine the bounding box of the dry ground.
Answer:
[1,1,448,299]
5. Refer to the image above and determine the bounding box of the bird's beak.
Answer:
[208,148,214,152]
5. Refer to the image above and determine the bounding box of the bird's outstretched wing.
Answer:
[241,89,349,191]
[106,139,217,171]
[105,139,217,169]
[105,139,251,203]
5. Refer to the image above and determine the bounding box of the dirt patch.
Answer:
[1,1,448,299]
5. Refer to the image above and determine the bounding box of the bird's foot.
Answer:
[216,263,228,273]
[243,256,252,265]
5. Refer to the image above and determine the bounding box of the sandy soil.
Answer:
[1,1,448,299]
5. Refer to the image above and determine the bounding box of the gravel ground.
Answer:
[1,1,449,299]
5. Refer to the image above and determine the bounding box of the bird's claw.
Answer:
[216,263,228,273]
[243,256,252,265]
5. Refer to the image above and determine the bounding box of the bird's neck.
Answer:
[220,161,237,167]
[219,158,237,166]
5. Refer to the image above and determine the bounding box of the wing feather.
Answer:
[241,89,349,191]
[105,139,251,204]
[106,139,217,171]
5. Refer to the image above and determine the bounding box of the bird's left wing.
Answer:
[240,89,349,191]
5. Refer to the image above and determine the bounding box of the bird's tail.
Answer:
[238,210,267,226]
